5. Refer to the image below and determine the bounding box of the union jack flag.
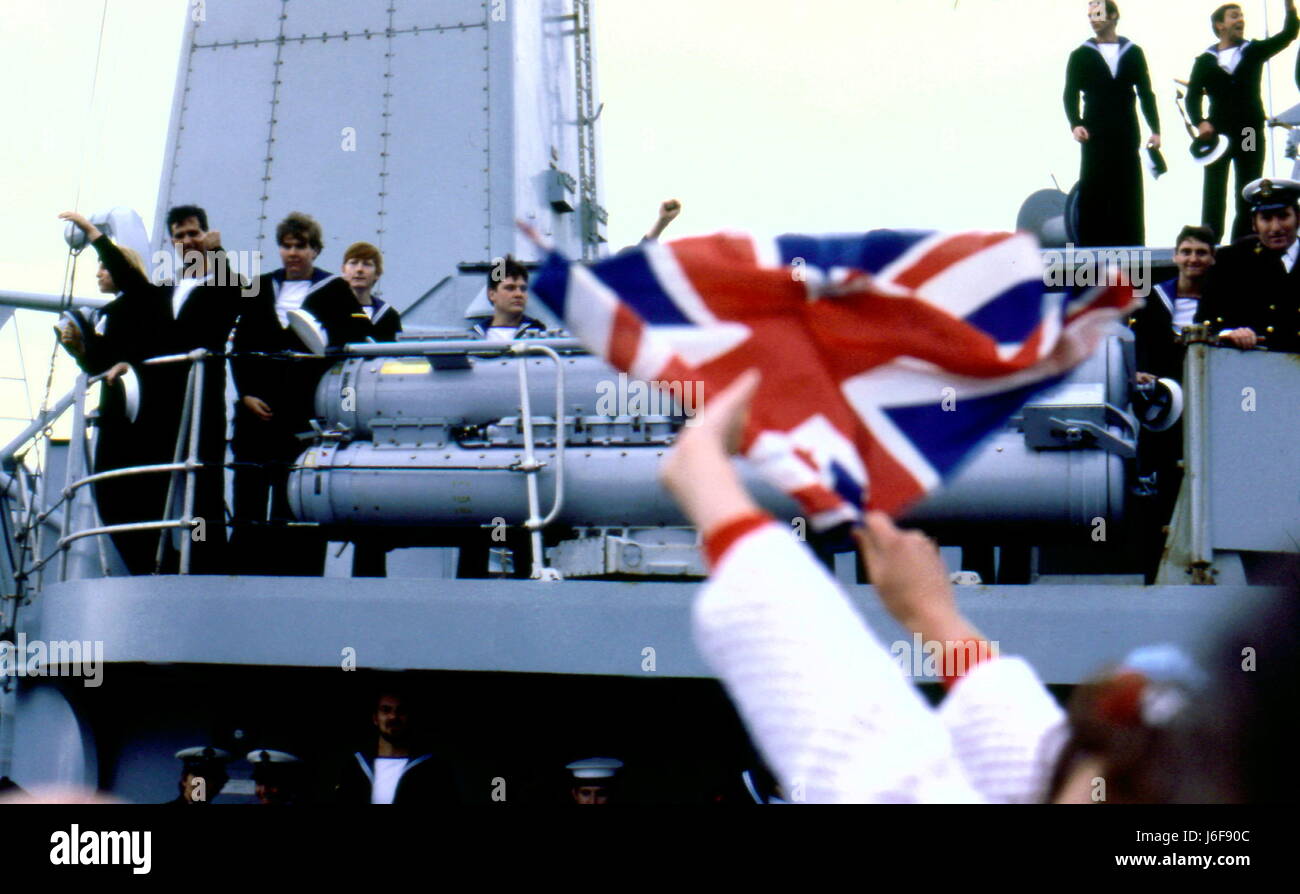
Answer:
[531,230,1134,528]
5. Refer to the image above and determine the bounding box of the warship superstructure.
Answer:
[1,0,1295,804]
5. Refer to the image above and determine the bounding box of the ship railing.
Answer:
[0,349,210,590]
[1,338,576,589]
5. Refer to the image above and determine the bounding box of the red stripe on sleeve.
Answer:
[941,639,994,690]
[703,511,775,569]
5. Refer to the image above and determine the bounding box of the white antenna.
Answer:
[72,0,110,215]
[1265,1,1277,177]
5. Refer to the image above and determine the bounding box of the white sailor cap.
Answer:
[1243,177,1300,212]
[1189,133,1230,166]
[245,748,300,766]
[246,749,302,784]
[117,365,141,423]
[565,757,624,780]
[175,746,232,772]
[287,308,327,356]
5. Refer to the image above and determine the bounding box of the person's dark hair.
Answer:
[372,683,420,715]
[167,205,208,233]
[1045,670,1177,803]
[1212,4,1241,33]
[1164,588,1298,803]
[1049,587,1298,804]
[487,254,529,292]
[1175,225,1218,250]
[1105,2,1119,20]
[276,211,324,254]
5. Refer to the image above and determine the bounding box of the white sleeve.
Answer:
[692,523,982,804]
[937,657,1067,804]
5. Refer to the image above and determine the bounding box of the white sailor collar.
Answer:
[1084,36,1133,53]
[271,269,341,300]
[1083,36,1134,73]
[1205,39,1252,57]
[1153,280,1176,317]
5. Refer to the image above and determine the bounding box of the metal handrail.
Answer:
[4,349,211,585]
[6,338,593,587]
[511,343,567,581]
[1185,341,1212,581]
[155,358,197,573]
[178,355,205,573]
[26,521,190,576]
[64,461,191,493]
[343,337,586,357]
[58,372,89,581]
[516,344,567,529]
[0,388,79,464]
[57,520,192,553]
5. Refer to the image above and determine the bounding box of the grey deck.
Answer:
[30,576,1276,684]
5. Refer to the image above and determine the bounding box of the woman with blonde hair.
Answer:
[58,210,179,574]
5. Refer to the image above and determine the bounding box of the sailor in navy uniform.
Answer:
[55,218,170,573]
[467,255,548,339]
[1186,0,1299,242]
[338,241,402,344]
[1063,2,1161,247]
[565,757,623,805]
[230,212,358,575]
[1129,225,1216,579]
[334,241,403,576]
[246,748,305,805]
[1198,177,1300,354]
[1132,225,1217,381]
[168,746,232,805]
[334,689,465,804]
[59,207,243,573]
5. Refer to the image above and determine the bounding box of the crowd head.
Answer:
[1211,4,1246,41]
[166,204,209,260]
[487,254,530,320]
[1173,225,1216,282]
[96,245,147,294]
[1088,1,1119,33]
[276,211,323,279]
[342,241,383,297]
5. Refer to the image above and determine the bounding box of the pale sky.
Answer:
[4,0,1300,440]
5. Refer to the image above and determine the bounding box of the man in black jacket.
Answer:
[335,689,462,805]
[230,211,357,575]
[1187,1,1299,243]
[1063,2,1161,246]
[59,205,243,573]
[1198,176,1300,353]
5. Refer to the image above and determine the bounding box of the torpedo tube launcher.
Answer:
[287,331,1136,566]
